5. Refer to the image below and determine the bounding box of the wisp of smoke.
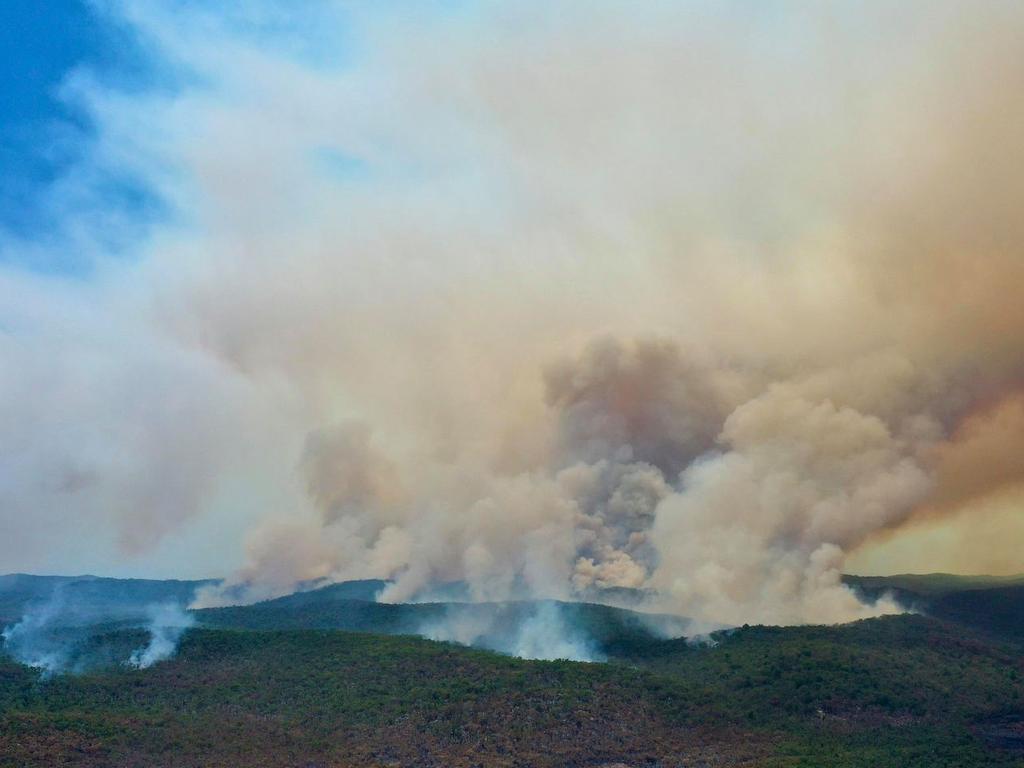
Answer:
[127,602,195,669]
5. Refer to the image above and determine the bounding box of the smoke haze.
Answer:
[3,1,1024,627]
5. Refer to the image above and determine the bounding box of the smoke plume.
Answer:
[127,603,195,669]
[3,1,1024,627]
[1,591,72,676]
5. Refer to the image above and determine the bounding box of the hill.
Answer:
[0,574,215,626]
[2,614,1023,767]
[844,573,1024,642]
[844,572,1024,599]
[193,585,690,660]
[4,571,1023,655]
[3,572,1024,765]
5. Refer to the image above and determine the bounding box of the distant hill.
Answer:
[194,573,1024,650]
[5,571,1024,652]
[0,574,216,626]
[844,573,1024,643]
[845,572,1024,598]
[0,574,692,662]
[193,583,692,659]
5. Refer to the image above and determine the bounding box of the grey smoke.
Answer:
[545,337,730,476]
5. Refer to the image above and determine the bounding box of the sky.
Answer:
[1,1,1023,625]
[0,0,101,248]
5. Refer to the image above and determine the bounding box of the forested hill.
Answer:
[844,572,1024,642]
[2,613,1023,767]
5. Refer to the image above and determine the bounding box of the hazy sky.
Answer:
[2,1,1023,623]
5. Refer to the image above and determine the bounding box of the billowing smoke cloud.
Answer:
[545,338,730,475]
[652,385,931,624]
[3,1,1024,627]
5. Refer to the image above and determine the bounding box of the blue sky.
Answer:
[1,1,103,233]
[0,0,754,265]
[0,0,165,272]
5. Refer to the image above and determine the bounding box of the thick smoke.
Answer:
[4,1,1024,627]
[652,385,931,624]
[545,338,730,476]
